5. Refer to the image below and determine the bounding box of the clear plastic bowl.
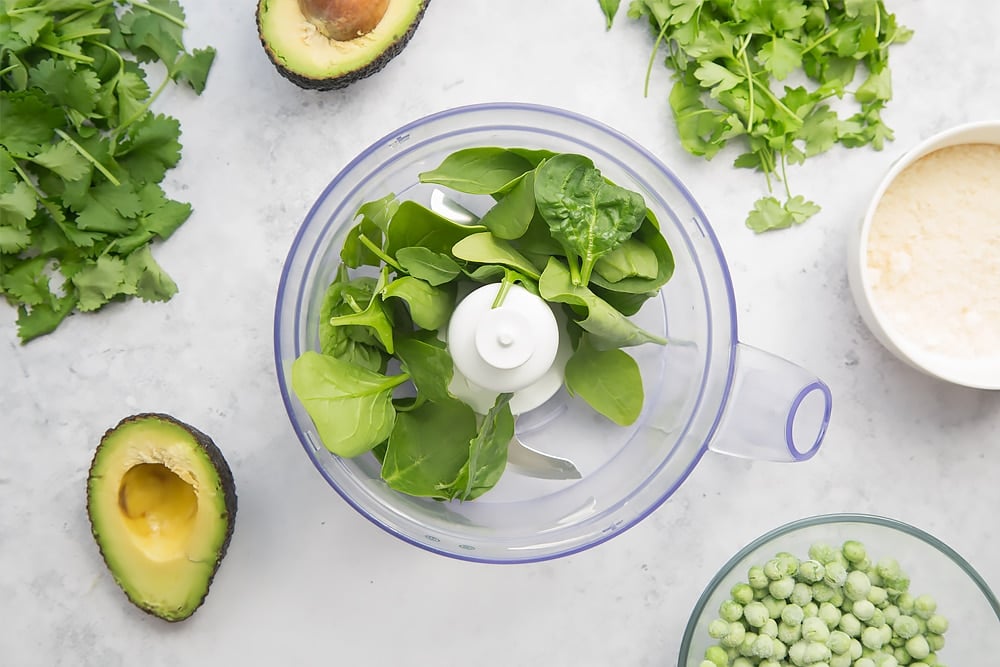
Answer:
[273,103,830,563]
[679,514,1000,666]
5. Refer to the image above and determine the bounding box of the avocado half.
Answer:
[257,0,430,90]
[86,413,237,622]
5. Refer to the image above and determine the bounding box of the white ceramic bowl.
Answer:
[847,120,1000,389]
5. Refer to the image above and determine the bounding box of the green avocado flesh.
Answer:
[256,0,429,90]
[86,414,237,622]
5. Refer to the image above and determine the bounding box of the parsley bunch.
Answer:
[601,0,912,232]
[0,0,214,342]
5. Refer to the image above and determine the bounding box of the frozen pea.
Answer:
[708,618,730,639]
[893,615,919,639]
[849,638,863,659]
[890,635,905,649]
[770,636,787,660]
[744,601,769,628]
[914,595,937,620]
[861,625,885,650]
[753,586,768,601]
[759,662,780,667]
[698,661,715,667]
[885,573,911,596]
[768,576,796,600]
[926,614,948,635]
[763,558,784,581]
[761,595,786,619]
[905,635,930,660]
[845,570,872,601]
[852,599,876,622]
[829,589,845,608]
[782,603,805,625]
[751,634,774,658]
[803,601,819,618]
[838,612,862,637]
[704,645,728,667]
[748,565,769,589]
[876,557,901,581]
[738,632,758,657]
[790,582,813,606]
[867,569,884,587]
[879,624,893,648]
[761,618,779,639]
[827,629,852,655]
[720,599,744,622]
[732,582,755,605]
[874,653,899,667]
[812,582,836,603]
[883,605,900,626]
[868,585,889,607]
[788,639,807,665]
[856,659,876,667]
[830,654,852,667]
[842,540,867,563]
[897,593,915,615]
[778,621,802,645]
[732,657,753,667]
[891,646,911,665]
[926,633,945,652]
[721,621,746,648]
[778,553,800,577]
[799,559,825,583]
[809,542,838,564]
[823,561,848,587]
[818,602,842,629]
[803,640,832,663]
[802,616,830,643]
[869,608,886,629]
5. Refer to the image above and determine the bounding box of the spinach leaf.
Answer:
[381,276,455,331]
[384,201,485,256]
[452,232,542,280]
[340,193,398,268]
[418,147,534,195]
[534,153,646,286]
[538,257,666,349]
[508,147,557,167]
[327,267,395,353]
[593,237,659,282]
[449,393,515,500]
[478,171,535,240]
[291,350,408,458]
[588,215,675,294]
[564,336,643,426]
[394,332,454,404]
[381,398,479,499]
[318,267,385,370]
[395,246,461,286]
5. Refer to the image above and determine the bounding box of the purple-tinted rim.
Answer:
[784,380,833,461]
[272,102,741,564]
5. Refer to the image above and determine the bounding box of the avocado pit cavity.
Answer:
[298,0,388,40]
[118,462,198,560]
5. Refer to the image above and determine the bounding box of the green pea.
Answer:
[926,614,948,635]
[744,601,769,628]
[708,618,730,639]
[720,599,743,622]
[845,570,872,601]
[768,576,795,600]
[748,565,769,589]
[905,635,930,660]
[842,540,867,563]
[704,645,728,667]
[731,583,754,605]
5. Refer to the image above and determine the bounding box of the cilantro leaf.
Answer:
[757,37,802,81]
[598,0,621,29]
[116,114,182,183]
[124,245,178,303]
[71,254,127,311]
[72,181,142,233]
[27,141,90,181]
[16,291,77,343]
[0,91,62,153]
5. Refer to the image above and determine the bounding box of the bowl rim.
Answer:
[272,101,742,563]
[677,512,1000,662]
[850,119,1000,390]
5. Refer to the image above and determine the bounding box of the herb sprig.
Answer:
[0,0,214,342]
[601,0,912,232]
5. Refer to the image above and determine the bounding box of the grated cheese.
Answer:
[866,143,1000,359]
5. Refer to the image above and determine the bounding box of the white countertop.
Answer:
[3,1,998,665]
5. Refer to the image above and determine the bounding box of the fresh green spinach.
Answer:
[534,154,646,286]
[564,335,643,426]
[450,393,515,500]
[478,171,536,240]
[381,276,454,331]
[384,200,485,256]
[395,246,461,286]
[418,147,534,194]
[291,351,408,457]
[452,232,541,281]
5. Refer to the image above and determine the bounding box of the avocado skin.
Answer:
[256,0,430,91]
[86,413,237,622]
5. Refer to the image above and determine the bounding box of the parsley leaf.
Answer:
[607,0,911,232]
[1,0,214,342]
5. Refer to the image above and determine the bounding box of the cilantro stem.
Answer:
[643,20,671,98]
[111,71,173,142]
[55,2,114,25]
[358,234,402,272]
[54,129,121,187]
[125,0,188,29]
[0,65,17,77]
[749,77,803,126]
[38,43,94,63]
[85,38,125,72]
[739,37,755,133]
[800,28,839,56]
[491,271,517,309]
[778,150,792,200]
[58,28,111,43]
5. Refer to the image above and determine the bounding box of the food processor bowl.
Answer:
[274,103,833,563]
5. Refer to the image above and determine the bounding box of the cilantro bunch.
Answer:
[0,0,214,342]
[601,0,912,232]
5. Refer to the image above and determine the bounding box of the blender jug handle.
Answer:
[708,343,832,462]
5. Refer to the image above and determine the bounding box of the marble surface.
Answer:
[2,1,999,665]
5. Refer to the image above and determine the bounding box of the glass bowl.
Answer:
[273,102,828,563]
[679,514,1000,666]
